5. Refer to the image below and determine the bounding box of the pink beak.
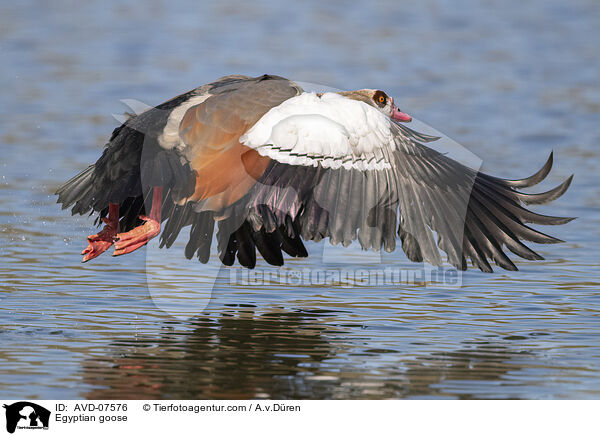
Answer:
[391,104,412,122]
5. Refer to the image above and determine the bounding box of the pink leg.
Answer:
[113,187,163,256]
[82,203,119,262]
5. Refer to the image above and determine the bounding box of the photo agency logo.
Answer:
[3,402,50,434]
[108,80,480,319]
[228,264,462,288]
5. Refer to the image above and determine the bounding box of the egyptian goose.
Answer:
[56,74,574,272]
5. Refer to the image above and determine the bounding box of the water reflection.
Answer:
[81,308,537,399]
[82,308,339,399]
[398,344,532,399]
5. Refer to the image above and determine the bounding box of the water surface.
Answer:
[1,0,599,399]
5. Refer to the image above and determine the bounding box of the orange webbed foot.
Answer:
[113,215,160,256]
[82,217,119,262]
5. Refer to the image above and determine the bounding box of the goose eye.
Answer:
[378,95,386,104]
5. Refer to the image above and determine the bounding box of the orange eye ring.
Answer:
[378,95,385,103]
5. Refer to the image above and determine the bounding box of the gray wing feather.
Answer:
[225,123,573,272]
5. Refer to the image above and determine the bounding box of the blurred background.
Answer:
[1,0,599,399]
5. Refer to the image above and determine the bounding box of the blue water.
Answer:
[1,0,599,399]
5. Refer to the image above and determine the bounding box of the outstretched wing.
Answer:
[187,92,573,272]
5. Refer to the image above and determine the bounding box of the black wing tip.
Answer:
[565,173,574,184]
[220,254,235,267]
[55,165,96,214]
[420,134,442,143]
[519,174,573,205]
[478,263,494,273]
[556,215,577,224]
[475,260,521,273]
[502,151,554,188]
[530,253,545,261]
[543,215,577,225]
[270,259,285,267]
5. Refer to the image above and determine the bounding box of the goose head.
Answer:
[338,89,412,122]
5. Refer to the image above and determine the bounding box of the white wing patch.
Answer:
[240,92,396,170]
[158,94,211,150]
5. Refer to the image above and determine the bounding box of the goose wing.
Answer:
[192,92,574,271]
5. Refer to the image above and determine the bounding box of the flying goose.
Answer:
[56,74,574,272]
